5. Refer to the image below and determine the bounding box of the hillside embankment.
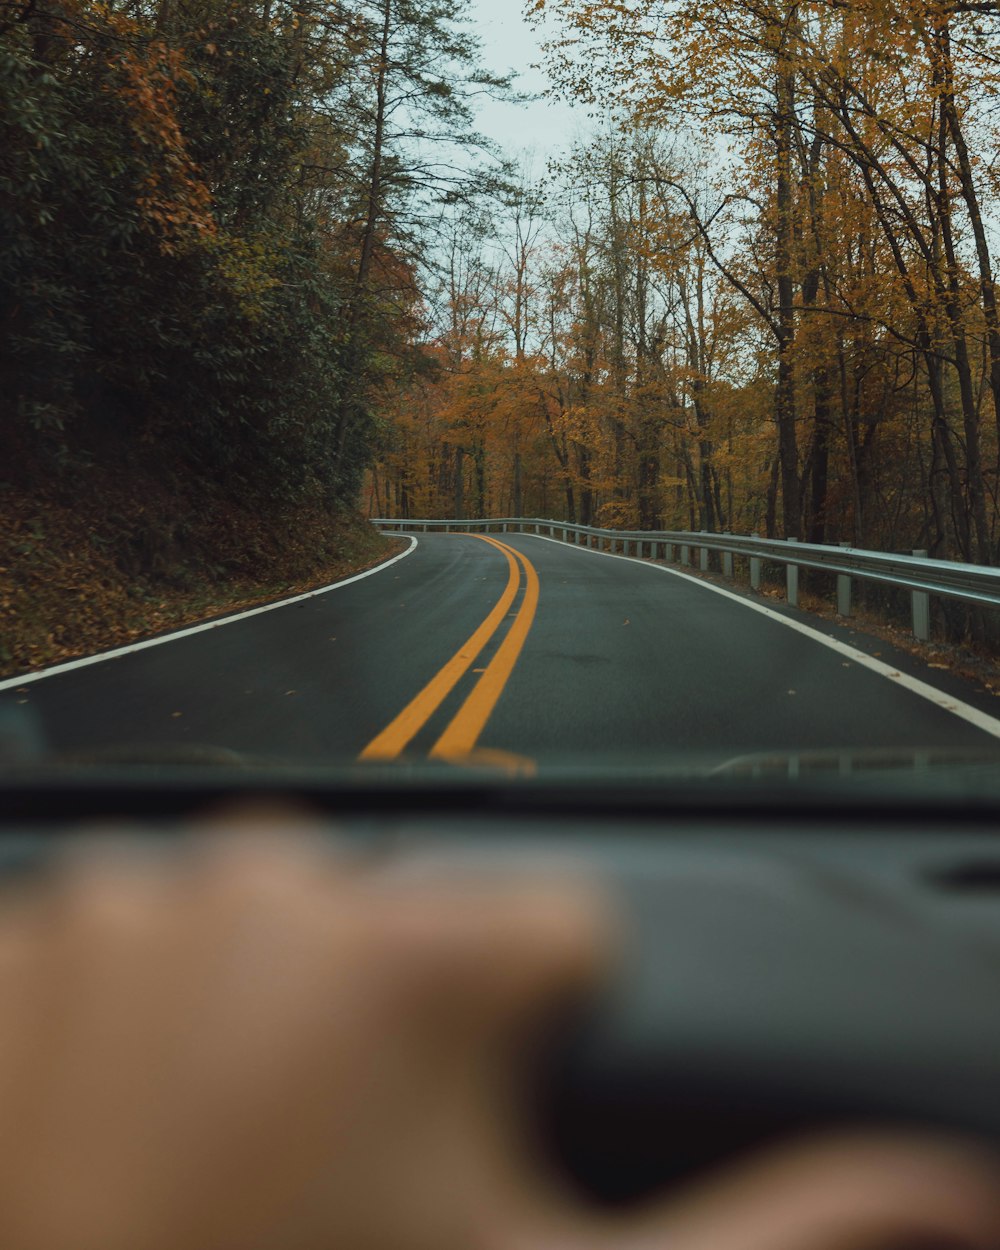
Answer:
[1,463,397,680]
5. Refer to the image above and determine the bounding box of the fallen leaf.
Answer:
[171,711,182,718]
[285,690,297,696]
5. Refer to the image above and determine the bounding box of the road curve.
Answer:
[3,532,1000,769]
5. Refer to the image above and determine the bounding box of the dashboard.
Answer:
[2,767,1000,1204]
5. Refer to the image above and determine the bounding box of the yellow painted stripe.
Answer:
[358,535,520,761]
[429,545,540,761]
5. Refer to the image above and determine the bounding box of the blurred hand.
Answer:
[0,824,996,1250]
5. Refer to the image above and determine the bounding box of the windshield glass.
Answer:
[4,0,1000,786]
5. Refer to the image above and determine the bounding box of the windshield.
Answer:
[4,0,1000,788]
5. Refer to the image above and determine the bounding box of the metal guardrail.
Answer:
[371,517,1000,642]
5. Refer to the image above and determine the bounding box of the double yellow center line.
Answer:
[359,535,539,765]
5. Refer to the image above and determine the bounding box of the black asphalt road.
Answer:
[4,533,1000,767]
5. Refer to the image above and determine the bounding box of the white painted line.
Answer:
[523,533,1000,741]
[1,537,419,693]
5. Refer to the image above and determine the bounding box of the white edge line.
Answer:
[1,537,419,694]
[523,532,1000,741]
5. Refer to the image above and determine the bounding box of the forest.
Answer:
[1,0,504,668]
[5,0,1000,671]
[373,0,1000,568]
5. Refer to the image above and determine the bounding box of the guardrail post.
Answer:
[749,533,762,590]
[681,543,691,567]
[723,535,734,580]
[700,540,710,572]
[837,543,852,616]
[786,539,799,607]
[912,549,931,641]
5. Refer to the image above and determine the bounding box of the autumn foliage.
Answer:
[373,0,1000,593]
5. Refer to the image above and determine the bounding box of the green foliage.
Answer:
[0,0,498,532]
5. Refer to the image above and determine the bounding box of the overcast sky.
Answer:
[466,2,588,168]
